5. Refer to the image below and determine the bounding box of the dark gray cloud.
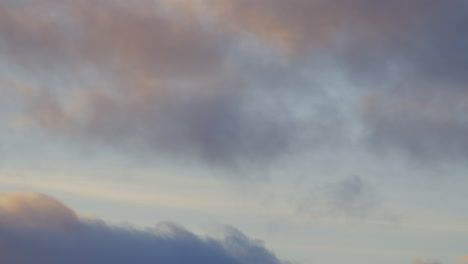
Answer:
[0,191,285,264]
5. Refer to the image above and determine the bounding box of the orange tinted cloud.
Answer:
[0,191,78,230]
[459,255,468,263]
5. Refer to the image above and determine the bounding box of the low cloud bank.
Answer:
[0,191,284,264]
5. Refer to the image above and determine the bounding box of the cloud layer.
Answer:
[0,0,307,168]
[2,0,468,168]
[0,191,284,264]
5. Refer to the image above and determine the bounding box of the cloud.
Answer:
[361,86,468,162]
[0,190,285,264]
[2,0,468,168]
[326,175,378,218]
[188,0,468,164]
[0,0,343,169]
[295,175,391,221]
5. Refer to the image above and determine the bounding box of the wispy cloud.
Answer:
[295,175,395,222]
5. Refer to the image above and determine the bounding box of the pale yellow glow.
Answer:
[0,191,78,229]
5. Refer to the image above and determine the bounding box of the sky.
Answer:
[0,0,468,263]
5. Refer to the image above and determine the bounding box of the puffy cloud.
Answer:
[0,190,284,264]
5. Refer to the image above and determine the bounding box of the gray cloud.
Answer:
[2,0,468,168]
[295,175,391,221]
[326,175,378,218]
[0,191,284,264]
[355,0,468,162]
[191,0,468,164]
[361,86,468,163]
[0,0,342,169]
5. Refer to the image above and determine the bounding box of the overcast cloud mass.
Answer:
[1,0,468,263]
[2,0,468,166]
